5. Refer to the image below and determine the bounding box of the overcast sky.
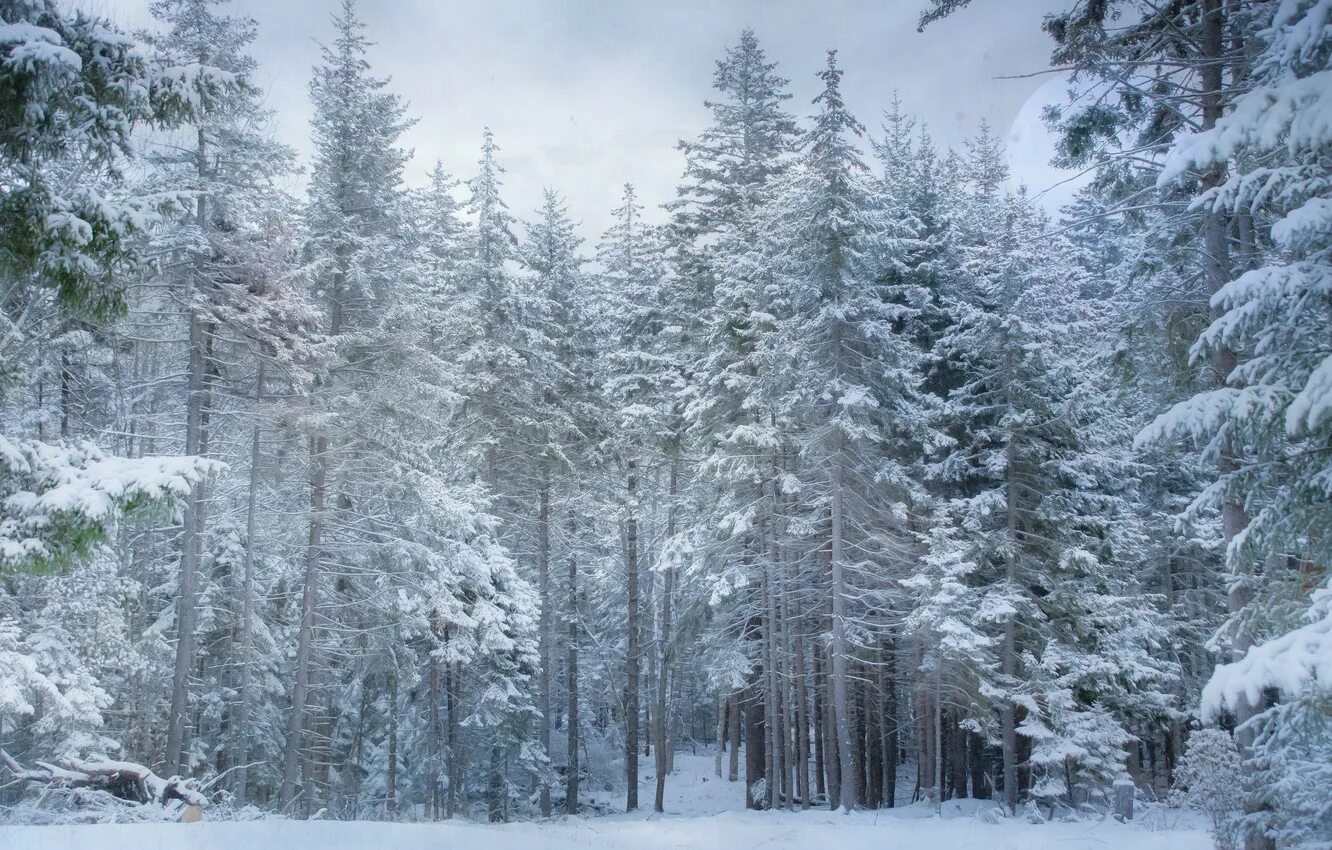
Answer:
[101,0,1077,240]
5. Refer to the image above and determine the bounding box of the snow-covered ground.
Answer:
[1,753,1214,850]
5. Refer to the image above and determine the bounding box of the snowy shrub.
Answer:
[1172,728,1242,850]
[1243,687,1332,850]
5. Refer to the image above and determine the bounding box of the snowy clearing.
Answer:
[1,754,1213,850]
[0,814,1216,850]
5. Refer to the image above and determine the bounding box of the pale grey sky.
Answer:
[103,0,1078,240]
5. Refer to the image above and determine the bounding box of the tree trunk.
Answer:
[487,743,504,822]
[852,670,866,807]
[949,711,968,800]
[969,732,989,800]
[624,461,640,812]
[166,307,207,776]
[566,521,581,815]
[727,690,741,782]
[279,432,328,810]
[793,611,811,809]
[233,363,263,801]
[828,449,856,812]
[813,652,826,801]
[1001,414,1020,813]
[427,651,440,818]
[865,665,881,808]
[743,675,765,809]
[537,464,552,817]
[653,460,678,813]
[762,546,781,810]
[386,672,398,817]
[884,639,898,807]
[446,657,459,819]
[715,694,726,778]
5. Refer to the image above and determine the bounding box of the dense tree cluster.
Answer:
[1,0,1327,846]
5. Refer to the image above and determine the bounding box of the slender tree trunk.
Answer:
[281,262,344,813]
[715,693,726,778]
[852,671,866,807]
[566,521,581,815]
[537,463,552,817]
[762,549,780,810]
[1001,363,1020,812]
[428,651,440,818]
[813,653,826,801]
[793,604,811,809]
[446,656,459,819]
[625,461,640,812]
[279,432,328,810]
[166,127,213,778]
[822,644,841,809]
[487,742,504,822]
[949,711,968,800]
[644,569,654,761]
[387,671,399,818]
[884,638,898,807]
[744,673,765,809]
[727,690,741,782]
[166,308,206,776]
[969,732,988,800]
[828,445,856,812]
[233,363,264,801]
[916,645,934,800]
[653,460,678,813]
[865,666,881,808]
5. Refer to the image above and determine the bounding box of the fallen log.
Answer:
[1,749,206,821]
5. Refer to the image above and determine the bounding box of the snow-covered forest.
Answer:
[1,1,1329,848]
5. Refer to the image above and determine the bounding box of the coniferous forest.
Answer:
[1,2,1329,849]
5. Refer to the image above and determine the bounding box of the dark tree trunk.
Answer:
[744,677,765,809]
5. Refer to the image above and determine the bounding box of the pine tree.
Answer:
[280,0,413,811]
[771,51,932,811]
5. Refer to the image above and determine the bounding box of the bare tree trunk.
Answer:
[280,432,328,811]
[916,645,934,800]
[766,480,788,810]
[762,556,779,810]
[969,732,988,800]
[537,464,552,817]
[653,460,678,813]
[715,693,726,778]
[793,601,811,809]
[950,711,968,800]
[386,672,398,818]
[233,363,264,801]
[427,651,440,818]
[813,652,826,801]
[865,666,881,808]
[487,742,504,822]
[566,522,581,815]
[644,566,654,762]
[744,674,765,809]
[625,461,640,812]
[166,308,207,776]
[727,690,740,782]
[884,638,898,807]
[446,657,459,819]
[852,671,866,807]
[165,126,216,778]
[829,450,855,812]
[1000,345,1021,812]
[822,645,841,809]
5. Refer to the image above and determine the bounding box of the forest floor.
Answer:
[1,753,1215,849]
